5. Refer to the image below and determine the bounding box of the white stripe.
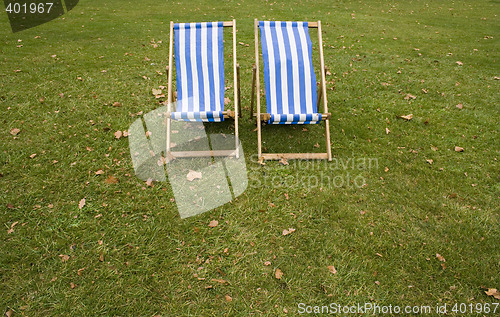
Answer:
[297,23,313,114]
[201,24,210,111]
[212,23,221,111]
[190,23,199,112]
[179,24,188,111]
[263,22,277,114]
[275,23,289,114]
[286,22,301,114]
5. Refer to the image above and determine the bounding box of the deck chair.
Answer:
[165,20,241,159]
[251,20,332,161]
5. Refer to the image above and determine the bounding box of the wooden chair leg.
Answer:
[237,63,242,118]
[250,64,256,119]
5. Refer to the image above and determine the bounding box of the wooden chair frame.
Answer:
[251,19,332,161]
[165,20,241,160]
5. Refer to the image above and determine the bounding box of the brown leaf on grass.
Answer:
[112,102,121,107]
[456,103,463,109]
[399,114,413,121]
[186,170,202,182]
[78,198,86,210]
[146,178,153,187]
[456,61,463,66]
[70,282,77,289]
[426,159,433,165]
[114,130,122,139]
[29,153,37,158]
[5,309,14,317]
[224,97,231,105]
[275,268,283,279]
[238,42,249,47]
[485,288,500,300]
[95,169,104,175]
[211,278,228,284]
[99,253,104,262]
[431,145,438,151]
[314,143,320,148]
[208,220,218,228]
[404,94,416,100]
[225,294,233,302]
[455,146,464,152]
[384,167,389,172]
[282,228,296,236]
[284,193,289,200]
[152,88,162,96]
[385,128,390,134]
[77,267,86,276]
[264,261,271,266]
[258,157,266,166]
[327,265,337,274]
[436,253,446,262]
[7,203,15,209]
[7,221,19,234]
[375,253,383,258]
[105,175,118,184]
[59,254,70,262]
[10,128,20,136]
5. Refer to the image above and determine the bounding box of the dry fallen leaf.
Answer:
[485,288,500,300]
[436,253,446,262]
[146,178,153,187]
[225,294,233,302]
[282,228,296,236]
[264,261,271,266]
[426,159,434,165]
[385,128,390,134]
[275,268,283,279]
[78,198,86,210]
[455,146,464,152]
[5,309,14,317]
[400,114,413,121]
[431,145,438,151]
[456,61,463,66]
[152,88,162,96]
[186,170,202,182]
[208,220,218,228]
[105,175,118,184]
[95,169,104,175]
[70,282,77,289]
[314,143,320,148]
[404,94,416,100]
[7,221,19,234]
[258,157,266,166]
[10,128,21,136]
[59,254,70,262]
[77,267,86,276]
[384,167,389,172]
[211,278,228,284]
[112,102,121,107]
[327,265,337,274]
[456,103,463,109]
[114,130,122,139]
[224,97,231,105]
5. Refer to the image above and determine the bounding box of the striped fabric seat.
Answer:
[259,21,320,125]
[172,22,225,122]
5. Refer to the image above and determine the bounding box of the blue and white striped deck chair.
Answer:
[252,20,332,161]
[166,20,240,159]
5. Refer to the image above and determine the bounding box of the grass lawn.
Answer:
[1,0,499,315]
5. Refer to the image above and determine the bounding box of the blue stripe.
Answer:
[217,22,225,108]
[259,21,271,114]
[281,21,294,115]
[174,27,183,112]
[195,25,205,111]
[269,24,283,115]
[304,22,318,113]
[207,23,216,109]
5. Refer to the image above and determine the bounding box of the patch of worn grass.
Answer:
[1,0,498,316]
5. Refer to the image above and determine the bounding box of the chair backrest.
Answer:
[259,21,318,119]
[174,22,225,115]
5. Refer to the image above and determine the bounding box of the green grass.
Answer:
[1,0,499,316]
